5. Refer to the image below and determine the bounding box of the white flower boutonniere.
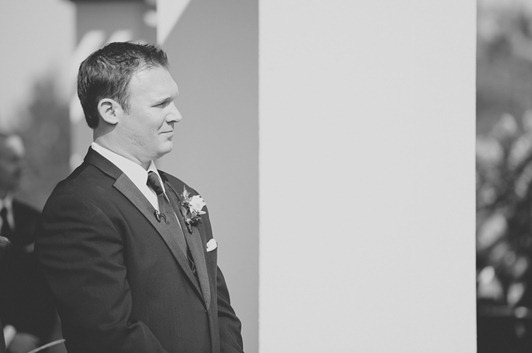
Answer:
[179,186,206,233]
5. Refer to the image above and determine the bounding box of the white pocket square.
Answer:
[206,239,218,252]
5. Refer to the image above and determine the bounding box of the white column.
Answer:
[259,1,476,352]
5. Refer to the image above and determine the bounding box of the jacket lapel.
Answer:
[165,182,211,309]
[113,174,197,283]
[84,148,204,301]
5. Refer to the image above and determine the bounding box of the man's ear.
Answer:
[97,98,122,125]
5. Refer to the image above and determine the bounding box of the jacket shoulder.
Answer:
[43,162,116,213]
[159,171,199,194]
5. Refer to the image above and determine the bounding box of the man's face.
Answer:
[0,136,25,193]
[115,66,181,166]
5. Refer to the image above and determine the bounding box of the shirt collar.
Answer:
[91,142,163,193]
[0,195,13,211]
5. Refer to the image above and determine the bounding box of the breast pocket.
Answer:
[205,242,217,270]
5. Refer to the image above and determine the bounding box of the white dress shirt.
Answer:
[91,142,164,211]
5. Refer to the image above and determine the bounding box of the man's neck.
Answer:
[93,138,150,170]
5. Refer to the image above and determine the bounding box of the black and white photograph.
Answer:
[1,1,474,353]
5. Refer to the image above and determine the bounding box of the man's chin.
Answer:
[156,144,173,158]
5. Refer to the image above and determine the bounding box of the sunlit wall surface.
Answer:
[261,1,475,352]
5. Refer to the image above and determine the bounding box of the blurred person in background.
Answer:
[0,220,7,353]
[0,133,56,353]
[35,42,243,353]
[0,245,5,353]
[0,326,4,353]
[0,228,8,353]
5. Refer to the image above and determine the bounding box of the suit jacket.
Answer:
[0,320,5,353]
[35,148,243,353]
[0,199,56,342]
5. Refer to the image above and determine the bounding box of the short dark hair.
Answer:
[77,42,169,128]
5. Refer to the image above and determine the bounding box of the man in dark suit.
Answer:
[0,133,56,353]
[35,42,244,353]
[0,238,7,353]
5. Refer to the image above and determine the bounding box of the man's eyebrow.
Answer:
[154,94,175,103]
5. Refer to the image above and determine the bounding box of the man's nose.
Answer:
[167,103,183,123]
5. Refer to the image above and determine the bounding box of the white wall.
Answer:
[259,1,476,352]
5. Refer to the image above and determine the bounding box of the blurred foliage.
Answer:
[477,113,532,305]
[476,112,532,351]
[478,2,532,136]
[15,71,71,211]
[477,2,532,350]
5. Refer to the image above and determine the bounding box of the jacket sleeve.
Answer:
[35,194,168,353]
[9,202,56,342]
[198,206,244,353]
[216,267,244,353]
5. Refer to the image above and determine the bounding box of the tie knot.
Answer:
[147,171,164,195]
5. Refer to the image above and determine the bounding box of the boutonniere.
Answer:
[179,186,206,233]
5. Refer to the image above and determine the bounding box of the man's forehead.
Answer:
[132,66,176,84]
[129,67,179,96]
